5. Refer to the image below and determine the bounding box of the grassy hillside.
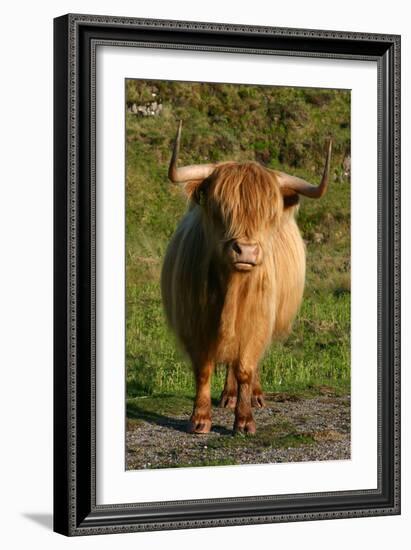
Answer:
[125,80,351,400]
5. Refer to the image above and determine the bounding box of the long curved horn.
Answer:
[276,140,332,199]
[168,120,216,183]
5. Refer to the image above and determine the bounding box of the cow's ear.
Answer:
[184,178,210,204]
[281,188,300,209]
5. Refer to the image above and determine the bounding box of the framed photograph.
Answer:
[53,14,400,536]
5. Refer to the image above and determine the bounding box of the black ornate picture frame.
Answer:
[53,14,401,536]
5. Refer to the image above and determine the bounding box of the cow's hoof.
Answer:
[251,394,266,408]
[218,392,237,409]
[188,416,212,434]
[233,417,256,435]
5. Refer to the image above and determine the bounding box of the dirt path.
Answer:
[126,390,350,470]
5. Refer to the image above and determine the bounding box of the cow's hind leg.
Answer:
[220,364,266,409]
[188,360,213,434]
[251,368,266,408]
[218,364,237,409]
[232,361,256,435]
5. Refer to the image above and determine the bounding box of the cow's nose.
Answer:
[232,241,259,264]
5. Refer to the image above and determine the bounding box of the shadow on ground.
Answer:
[23,513,53,531]
[127,404,232,435]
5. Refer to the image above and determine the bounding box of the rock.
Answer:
[130,101,163,117]
[343,155,351,177]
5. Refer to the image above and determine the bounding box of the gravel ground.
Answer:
[126,392,350,470]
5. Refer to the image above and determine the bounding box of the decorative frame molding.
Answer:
[54,13,400,536]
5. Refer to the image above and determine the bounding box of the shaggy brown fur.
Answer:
[161,162,306,434]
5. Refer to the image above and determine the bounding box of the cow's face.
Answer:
[191,162,287,273]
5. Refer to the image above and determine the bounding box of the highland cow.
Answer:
[161,121,332,434]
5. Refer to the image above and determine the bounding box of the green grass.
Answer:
[125,81,351,400]
[127,395,194,419]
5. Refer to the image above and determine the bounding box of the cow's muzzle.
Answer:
[231,241,259,271]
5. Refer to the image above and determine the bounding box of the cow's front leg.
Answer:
[188,361,213,434]
[233,361,256,435]
[251,368,266,408]
[218,364,238,409]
